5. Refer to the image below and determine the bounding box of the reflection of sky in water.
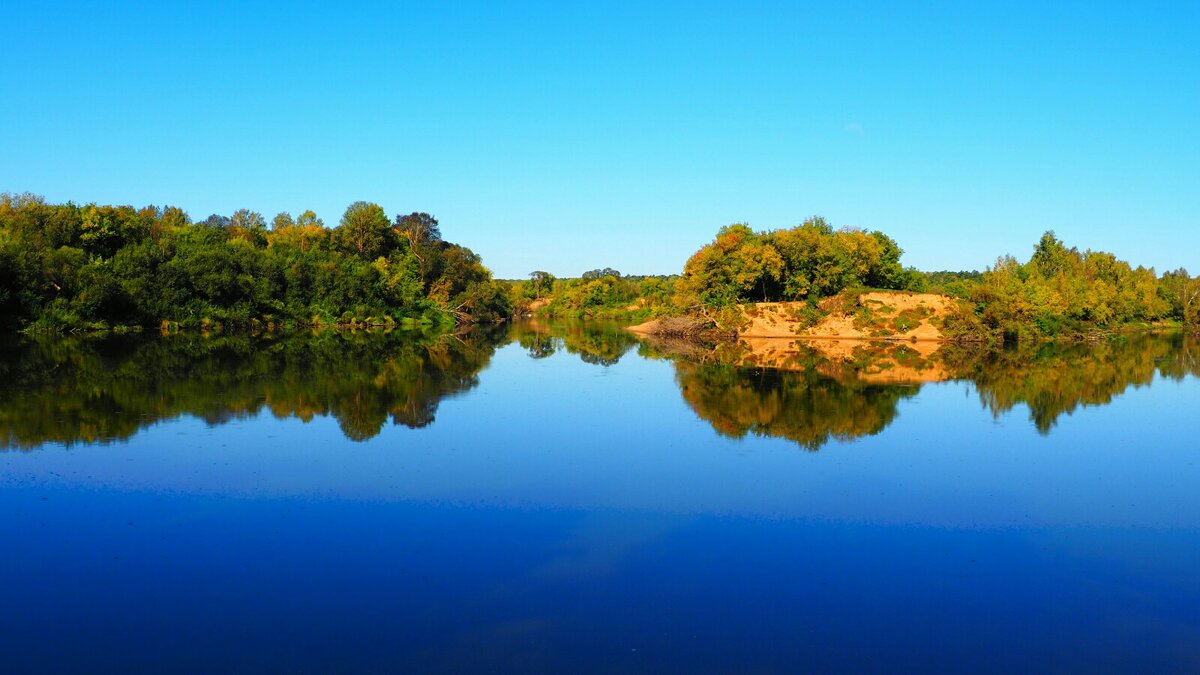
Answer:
[2,338,1199,671]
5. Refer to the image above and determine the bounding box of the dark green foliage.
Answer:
[0,194,510,331]
[922,270,983,298]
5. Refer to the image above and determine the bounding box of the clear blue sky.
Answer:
[3,1,1196,278]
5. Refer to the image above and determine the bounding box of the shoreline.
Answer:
[627,316,1188,345]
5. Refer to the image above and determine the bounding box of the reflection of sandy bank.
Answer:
[634,327,958,384]
[734,338,812,370]
[852,359,951,385]
[737,337,952,384]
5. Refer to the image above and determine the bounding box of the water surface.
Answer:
[2,325,1198,672]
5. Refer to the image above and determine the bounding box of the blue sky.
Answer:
[2,1,1196,278]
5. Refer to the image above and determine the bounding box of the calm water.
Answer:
[2,324,1199,673]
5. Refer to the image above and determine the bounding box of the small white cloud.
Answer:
[844,123,864,134]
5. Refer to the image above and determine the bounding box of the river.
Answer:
[2,323,1197,672]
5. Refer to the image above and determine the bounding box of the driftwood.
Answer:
[635,315,736,340]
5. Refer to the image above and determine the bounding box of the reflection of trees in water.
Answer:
[658,333,1199,449]
[509,320,641,367]
[2,327,1196,452]
[518,333,556,359]
[0,320,636,450]
[0,328,506,449]
[960,333,1200,433]
[675,362,918,451]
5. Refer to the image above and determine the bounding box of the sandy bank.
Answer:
[741,292,953,341]
[629,291,958,342]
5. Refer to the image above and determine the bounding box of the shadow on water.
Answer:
[1,322,1196,450]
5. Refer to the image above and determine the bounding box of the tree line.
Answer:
[4,193,1196,340]
[0,193,512,331]
[509,268,678,321]
[951,232,1198,339]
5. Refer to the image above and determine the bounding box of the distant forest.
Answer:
[2,194,1197,339]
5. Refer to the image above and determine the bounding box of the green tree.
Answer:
[200,214,231,228]
[230,209,266,231]
[678,218,910,308]
[1162,269,1200,325]
[229,209,268,247]
[582,267,621,280]
[295,210,324,229]
[529,270,555,297]
[394,212,441,249]
[272,212,295,230]
[79,205,125,258]
[336,201,391,259]
[160,206,190,229]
